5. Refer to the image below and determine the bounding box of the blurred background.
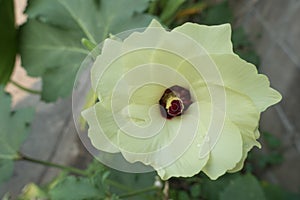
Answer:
[230,0,300,192]
[1,0,300,198]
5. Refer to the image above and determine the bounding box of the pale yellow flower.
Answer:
[82,19,281,180]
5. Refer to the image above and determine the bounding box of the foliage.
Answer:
[246,132,283,173]
[0,87,34,186]
[108,170,158,200]
[149,0,187,25]
[49,176,103,200]
[0,0,17,84]
[202,0,233,25]
[14,161,300,200]
[168,173,300,200]
[219,174,265,200]
[15,160,160,200]
[19,0,153,102]
[262,182,300,200]
[232,27,260,66]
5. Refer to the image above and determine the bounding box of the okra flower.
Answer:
[82,19,281,180]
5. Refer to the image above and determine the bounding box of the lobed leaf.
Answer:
[220,174,266,200]
[49,176,103,200]
[0,87,34,185]
[19,0,154,102]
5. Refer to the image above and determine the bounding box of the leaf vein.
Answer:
[24,45,89,54]
[58,1,97,44]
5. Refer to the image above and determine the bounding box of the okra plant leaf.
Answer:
[19,0,153,101]
[220,174,266,200]
[0,87,34,185]
[49,176,103,200]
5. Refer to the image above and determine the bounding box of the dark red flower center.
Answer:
[159,85,193,119]
[168,100,182,116]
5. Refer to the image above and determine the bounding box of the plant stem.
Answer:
[175,2,207,19]
[81,38,101,59]
[81,38,97,51]
[119,186,159,199]
[148,0,158,15]
[9,80,41,95]
[19,153,88,176]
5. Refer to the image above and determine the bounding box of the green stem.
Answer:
[19,153,88,176]
[81,38,101,59]
[9,80,41,95]
[148,0,158,15]
[81,38,97,51]
[119,186,159,199]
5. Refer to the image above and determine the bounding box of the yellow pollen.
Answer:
[166,96,184,113]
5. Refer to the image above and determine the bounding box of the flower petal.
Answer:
[109,62,194,111]
[118,49,205,88]
[195,84,260,131]
[81,103,120,153]
[91,38,123,100]
[156,122,209,180]
[195,85,261,174]
[202,118,243,180]
[122,20,210,73]
[117,104,171,154]
[119,103,204,174]
[228,130,261,172]
[174,23,233,54]
[130,84,166,106]
[210,54,282,111]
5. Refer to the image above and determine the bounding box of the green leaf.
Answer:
[85,159,106,176]
[109,169,156,199]
[0,90,34,159]
[0,0,17,84]
[160,0,186,24]
[190,184,201,198]
[109,170,156,191]
[262,182,300,200]
[0,87,34,185]
[202,0,232,25]
[19,0,154,102]
[87,161,110,192]
[220,174,266,200]
[232,27,251,48]
[178,191,190,200]
[0,160,13,186]
[232,27,260,66]
[201,173,239,200]
[49,176,103,200]
[110,194,121,200]
[235,49,260,66]
[262,132,281,149]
